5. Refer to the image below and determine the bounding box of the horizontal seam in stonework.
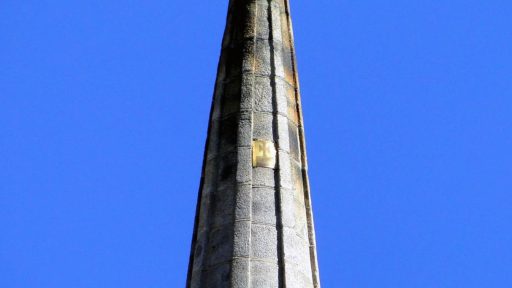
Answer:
[234,219,252,223]
[205,184,300,191]
[250,221,277,228]
[251,184,277,189]
[252,184,304,191]
[251,74,297,87]
[202,223,307,235]
[211,111,294,122]
[221,37,285,47]
[251,221,285,228]
[203,258,279,268]
[252,111,293,120]
[195,256,297,272]
[225,72,295,88]
[231,257,277,263]
[237,181,253,186]
[234,219,296,230]
[220,74,296,89]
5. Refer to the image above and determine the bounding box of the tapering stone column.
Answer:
[186,1,320,287]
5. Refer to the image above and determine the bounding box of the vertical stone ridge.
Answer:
[282,0,321,286]
[267,1,287,288]
[230,0,258,287]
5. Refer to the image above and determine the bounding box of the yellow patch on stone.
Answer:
[252,139,277,168]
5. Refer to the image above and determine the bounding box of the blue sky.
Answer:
[1,0,511,287]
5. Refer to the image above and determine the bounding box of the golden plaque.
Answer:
[252,139,277,168]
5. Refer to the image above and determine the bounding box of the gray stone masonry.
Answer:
[186,0,320,287]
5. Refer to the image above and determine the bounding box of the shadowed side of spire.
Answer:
[187,1,320,287]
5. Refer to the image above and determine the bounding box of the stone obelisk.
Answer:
[187,0,320,287]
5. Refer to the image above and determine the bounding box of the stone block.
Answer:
[283,227,310,267]
[240,74,255,111]
[220,79,241,116]
[252,187,276,225]
[291,160,305,202]
[230,259,250,288]
[277,150,293,189]
[255,2,270,40]
[281,46,295,84]
[280,187,296,228]
[206,226,234,266]
[236,147,252,183]
[279,8,292,44]
[253,112,274,141]
[287,95,299,125]
[288,120,301,160]
[251,224,278,259]
[241,39,256,73]
[270,1,283,43]
[284,262,314,288]
[218,115,239,152]
[253,167,275,187]
[254,40,272,76]
[275,78,288,113]
[293,200,309,241]
[218,152,237,190]
[276,115,290,151]
[253,76,273,113]
[233,220,251,258]
[237,116,252,147]
[235,184,252,220]
[211,184,235,228]
[205,262,232,288]
[221,45,244,80]
[250,260,279,288]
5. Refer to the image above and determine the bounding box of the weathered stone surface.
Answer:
[251,224,278,259]
[236,147,252,183]
[187,1,320,287]
[252,187,276,225]
[206,226,234,266]
[277,115,290,151]
[250,261,279,288]
[233,220,251,257]
[253,112,274,140]
[253,167,276,187]
[288,120,301,160]
[206,263,232,288]
[234,184,252,220]
[221,79,242,116]
[211,184,236,228]
[252,76,273,113]
[230,259,250,288]
[284,262,315,288]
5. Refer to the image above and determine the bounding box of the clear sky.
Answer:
[1,1,511,287]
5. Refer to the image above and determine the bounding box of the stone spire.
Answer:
[186,0,320,287]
